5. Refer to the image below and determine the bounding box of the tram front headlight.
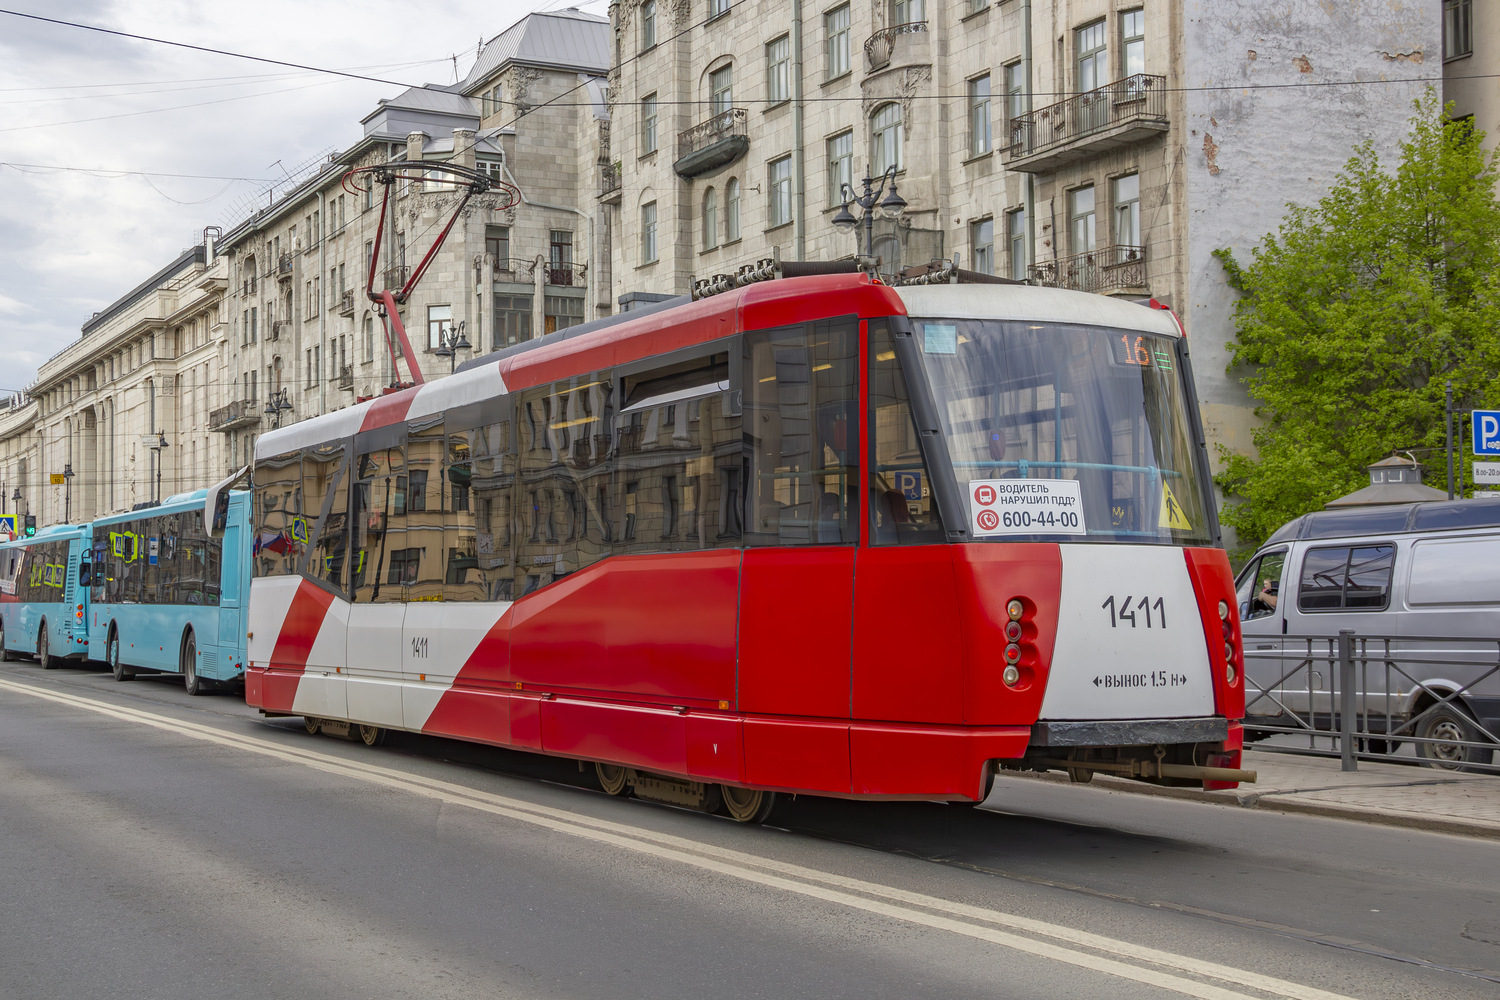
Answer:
[1002,665,1021,687]
[1006,599,1024,621]
[1218,600,1230,621]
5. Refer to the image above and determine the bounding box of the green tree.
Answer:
[1214,91,1500,553]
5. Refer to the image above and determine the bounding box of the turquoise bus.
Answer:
[88,489,253,694]
[0,523,94,667]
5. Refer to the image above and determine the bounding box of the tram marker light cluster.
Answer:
[1002,597,1034,688]
[1218,598,1239,685]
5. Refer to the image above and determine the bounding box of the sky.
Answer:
[0,0,608,394]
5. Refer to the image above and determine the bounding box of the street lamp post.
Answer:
[148,430,169,504]
[433,321,471,375]
[62,463,74,524]
[263,388,292,429]
[831,165,908,260]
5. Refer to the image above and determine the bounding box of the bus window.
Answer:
[742,318,859,547]
[868,320,945,545]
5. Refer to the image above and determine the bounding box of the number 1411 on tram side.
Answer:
[238,273,1253,823]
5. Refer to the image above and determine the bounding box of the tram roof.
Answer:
[254,275,1180,462]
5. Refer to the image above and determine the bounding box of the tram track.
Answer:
[0,671,1390,1000]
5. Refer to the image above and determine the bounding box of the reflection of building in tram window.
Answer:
[868,319,944,545]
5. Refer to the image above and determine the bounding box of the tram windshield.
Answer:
[907,317,1214,546]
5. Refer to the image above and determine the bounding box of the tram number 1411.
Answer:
[1101,594,1166,629]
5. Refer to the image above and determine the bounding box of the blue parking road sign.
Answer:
[1475,410,1500,456]
[896,471,924,501]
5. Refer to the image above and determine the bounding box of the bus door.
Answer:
[218,515,242,673]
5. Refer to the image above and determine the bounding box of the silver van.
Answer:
[1235,499,1500,769]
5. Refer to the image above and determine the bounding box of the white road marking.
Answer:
[0,677,1355,1000]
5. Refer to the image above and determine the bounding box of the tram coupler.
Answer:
[1026,755,1257,785]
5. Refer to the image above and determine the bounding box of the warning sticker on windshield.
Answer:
[1158,482,1193,531]
[968,480,1086,536]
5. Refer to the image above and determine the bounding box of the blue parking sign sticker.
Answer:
[1474,410,1500,456]
[896,471,923,501]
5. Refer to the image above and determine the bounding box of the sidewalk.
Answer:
[1004,748,1500,840]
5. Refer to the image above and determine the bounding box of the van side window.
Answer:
[1297,544,1395,612]
[1235,549,1285,621]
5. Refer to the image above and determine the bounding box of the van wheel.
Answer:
[182,632,207,696]
[37,626,54,669]
[109,632,134,681]
[1416,705,1495,771]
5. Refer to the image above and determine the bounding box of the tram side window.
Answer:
[516,375,607,593]
[743,318,859,546]
[466,409,514,601]
[255,450,304,579]
[351,433,407,603]
[404,417,444,601]
[442,409,512,602]
[868,320,945,544]
[301,441,351,593]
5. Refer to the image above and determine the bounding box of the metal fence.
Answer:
[1243,631,1500,774]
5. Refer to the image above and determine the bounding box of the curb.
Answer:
[1006,770,1500,841]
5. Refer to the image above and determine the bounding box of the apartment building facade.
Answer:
[606,0,1437,483]
[213,8,611,476]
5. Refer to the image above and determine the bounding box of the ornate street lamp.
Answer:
[263,388,293,429]
[62,463,74,523]
[832,165,907,259]
[433,321,472,375]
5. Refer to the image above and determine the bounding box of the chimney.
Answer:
[406,131,428,162]
[453,128,476,170]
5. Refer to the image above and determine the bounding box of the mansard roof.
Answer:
[462,7,609,90]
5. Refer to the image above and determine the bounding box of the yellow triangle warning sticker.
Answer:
[1158,482,1193,531]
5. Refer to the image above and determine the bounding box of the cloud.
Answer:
[0,0,601,389]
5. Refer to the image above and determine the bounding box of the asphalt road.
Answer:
[1,659,1497,1000]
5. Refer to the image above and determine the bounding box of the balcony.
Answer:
[491,257,514,280]
[1004,74,1168,173]
[335,364,354,391]
[208,398,262,433]
[276,253,293,281]
[547,264,575,286]
[383,265,411,291]
[271,320,290,341]
[1029,245,1147,296]
[674,108,749,178]
[339,289,356,316]
[598,160,622,204]
[864,20,929,74]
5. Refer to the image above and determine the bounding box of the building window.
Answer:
[427,304,453,350]
[640,93,658,153]
[710,64,733,115]
[640,0,656,50]
[482,83,503,117]
[1069,186,1096,255]
[709,0,730,18]
[1121,9,1145,76]
[482,230,509,278]
[871,103,903,175]
[493,293,533,349]
[641,201,658,262]
[1444,0,1472,60]
[827,130,853,206]
[825,5,850,78]
[971,218,994,275]
[550,230,573,277]
[1004,61,1025,134]
[1007,207,1027,280]
[307,278,319,318]
[1077,19,1108,92]
[703,187,719,249]
[766,35,790,104]
[544,294,584,335]
[364,314,375,361]
[968,74,991,155]
[768,156,793,227]
[249,306,258,344]
[725,177,741,242]
[1113,173,1140,249]
[891,0,924,26]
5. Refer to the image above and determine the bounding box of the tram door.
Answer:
[737,320,859,723]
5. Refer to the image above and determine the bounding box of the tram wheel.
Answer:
[719,785,775,824]
[303,717,321,736]
[595,762,632,796]
[182,632,205,696]
[357,724,386,747]
[37,625,54,669]
[108,632,134,681]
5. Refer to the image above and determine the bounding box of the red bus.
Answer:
[243,273,1249,822]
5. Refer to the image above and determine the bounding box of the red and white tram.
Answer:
[243,273,1250,821]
